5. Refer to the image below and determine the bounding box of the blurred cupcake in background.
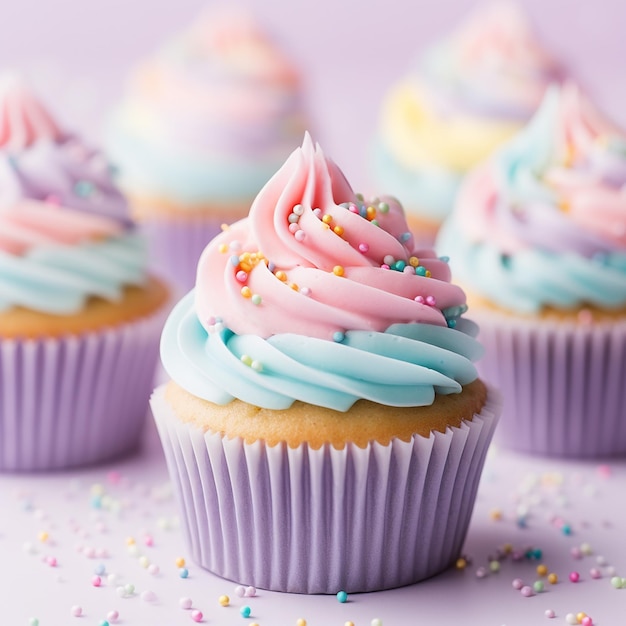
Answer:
[107,7,309,292]
[373,1,563,247]
[0,76,169,471]
[437,83,626,458]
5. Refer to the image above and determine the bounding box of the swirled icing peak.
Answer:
[420,1,562,120]
[162,134,482,411]
[108,7,307,205]
[0,74,63,150]
[438,83,626,313]
[0,80,146,314]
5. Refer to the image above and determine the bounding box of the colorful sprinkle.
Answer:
[179,567,189,579]
[569,571,580,583]
[219,595,230,607]
[92,575,102,587]
[180,597,193,609]
[296,620,307,626]
[544,609,555,618]
[548,573,558,584]
[191,609,203,622]
[235,586,246,597]
[358,243,369,253]
[240,605,252,618]
[537,564,548,576]
[107,610,119,623]
[336,590,348,603]
[245,586,256,597]
[333,331,345,343]
[512,578,524,590]
[333,265,345,277]
[70,605,82,617]
[533,580,544,593]
[521,585,534,597]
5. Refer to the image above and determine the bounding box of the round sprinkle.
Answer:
[107,610,119,623]
[94,563,106,575]
[611,576,623,588]
[127,545,140,557]
[92,575,102,587]
[521,585,534,597]
[346,623,355,626]
[596,555,607,566]
[295,230,306,242]
[336,590,348,603]
[144,535,154,547]
[533,580,544,593]
[116,586,126,598]
[46,556,58,567]
[489,560,500,573]
[378,202,389,213]
[590,567,602,579]
[141,590,156,602]
[571,546,582,559]
[333,265,345,277]
[219,595,230,607]
[180,597,193,609]
[251,294,262,305]
[241,355,253,366]
[455,557,467,570]
[383,255,395,266]
[416,266,427,276]
[236,270,248,283]
[580,543,592,556]
[544,609,555,618]
[476,566,488,579]
[358,243,369,253]
[98,621,109,626]
[148,563,160,576]
[240,605,252,618]
[512,578,524,590]
[191,609,203,622]
[569,571,580,583]
[371,620,383,626]
[71,605,83,617]
[537,564,548,577]
[139,556,150,568]
[235,585,246,597]
[293,204,304,216]
[29,620,39,626]
[562,524,572,535]
[581,618,593,626]
[179,567,189,579]
[241,286,252,298]
[38,531,49,543]
[245,586,256,597]
[124,583,135,595]
[333,331,345,343]
[251,360,263,372]
[296,620,307,626]
[548,573,558,584]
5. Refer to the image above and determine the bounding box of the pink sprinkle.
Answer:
[414,295,425,304]
[179,597,193,610]
[245,586,256,597]
[236,270,248,283]
[96,548,108,559]
[70,605,82,617]
[425,295,436,306]
[512,550,525,561]
[358,243,369,253]
[107,471,122,485]
[590,568,602,579]
[92,575,102,587]
[581,617,593,626]
[107,610,119,623]
[544,609,555,618]
[512,578,524,590]
[348,204,359,213]
[381,264,390,270]
[235,585,246,597]
[521,585,534,597]
[84,547,96,559]
[569,571,580,583]
[191,609,203,622]
[45,194,61,206]
[295,230,306,242]
[313,208,322,218]
[300,287,311,297]
[144,535,154,547]
[141,590,156,602]
[597,464,611,479]
[571,547,582,559]
[148,564,160,576]
[288,223,299,234]
[46,556,58,567]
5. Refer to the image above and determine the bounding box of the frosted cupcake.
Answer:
[437,84,626,458]
[151,133,500,593]
[373,1,562,246]
[0,78,169,471]
[108,8,308,292]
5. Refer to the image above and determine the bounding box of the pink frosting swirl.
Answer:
[195,134,467,340]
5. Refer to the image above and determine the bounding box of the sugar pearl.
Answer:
[179,597,193,609]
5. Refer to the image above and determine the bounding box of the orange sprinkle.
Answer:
[275,271,288,282]
[333,266,345,277]
[241,286,252,298]
[333,226,344,236]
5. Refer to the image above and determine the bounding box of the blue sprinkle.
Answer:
[336,590,348,603]
[415,266,427,276]
[240,605,252,618]
[230,255,240,266]
[94,563,106,576]
[359,205,368,218]
[400,232,411,242]
[90,495,102,509]
[561,524,572,536]
[447,319,457,329]
[333,331,345,343]
[532,548,543,559]
[439,256,450,263]
[517,516,527,528]
[268,261,276,273]
[74,180,94,197]
[393,260,406,272]
[179,567,189,578]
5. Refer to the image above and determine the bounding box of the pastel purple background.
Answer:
[2,0,625,192]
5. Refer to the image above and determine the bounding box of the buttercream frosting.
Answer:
[437,84,626,314]
[162,134,482,412]
[0,79,147,314]
[108,7,308,206]
[375,2,562,222]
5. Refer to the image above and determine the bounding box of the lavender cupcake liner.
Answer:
[0,310,166,472]
[475,311,626,458]
[151,385,500,593]
[141,215,237,294]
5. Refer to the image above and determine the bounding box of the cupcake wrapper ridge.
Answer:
[0,310,165,472]
[476,312,626,458]
[151,384,500,593]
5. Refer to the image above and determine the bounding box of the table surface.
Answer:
[1,400,625,626]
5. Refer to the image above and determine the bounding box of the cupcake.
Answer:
[437,84,626,458]
[151,133,500,593]
[107,7,308,292]
[0,77,169,471]
[373,1,562,246]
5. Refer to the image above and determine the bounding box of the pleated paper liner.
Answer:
[151,384,500,594]
[475,310,626,458]
[0,310,165,472]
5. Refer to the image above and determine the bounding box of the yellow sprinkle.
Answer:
[275,271,288,282]
[126,537,136,546]
[333,266,345,277]
[251,623,260,626]
[322,223,330,230]
[576,613,587,623]
[548,572,558,584]
[38,531,49,543]
[175,557,186,568]
[239,262,252,273]
[219,595,230,607]
[489,508,502,521]
[90,483,105,496]
[220,223,229,231]
[425,270,432,278]
[409,256,419,267]
[333,225,344,236]
[502,543,513,555]
[322,214,333,224]
[345,622,355,626]
[296,619,307,626]
[537,564,548,577]
[218,244,228,254]
[240,355,253,366]
[455,557,467,570]
[366,206,376,219]
[241,286,252,298]
[239,252,251,261]
[559,200,570,213]
[289,283,299,291]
